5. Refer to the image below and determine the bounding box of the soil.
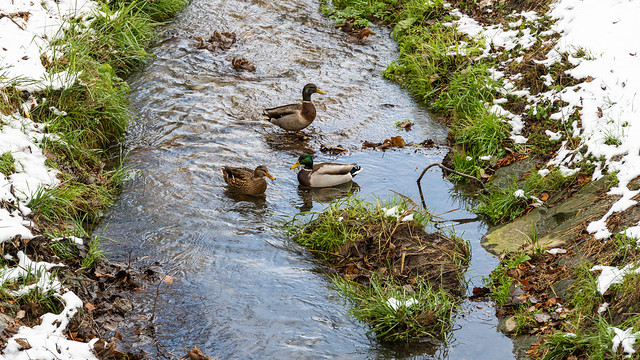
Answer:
[0,235,181,359]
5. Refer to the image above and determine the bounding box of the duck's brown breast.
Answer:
[300,101,316,123]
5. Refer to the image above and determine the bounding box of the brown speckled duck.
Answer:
[262,83,325,134]
[290,154,361,187]
[222,165,275,196]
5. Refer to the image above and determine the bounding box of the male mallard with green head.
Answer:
[290,154,361,187]
[222,165,275,196]
[263,83,325,134]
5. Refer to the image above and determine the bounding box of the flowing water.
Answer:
[99,0,515,358]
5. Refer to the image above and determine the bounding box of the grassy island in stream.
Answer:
[285,197,470,342]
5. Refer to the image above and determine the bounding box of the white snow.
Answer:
[447,0,640,242]
[382,206,414,222]
[386,297,418,311]
[0,252,98,359]
[546,248,567,255]
[590,263,640,295]
[598,302,609,315]
[0,0,99,92]
[611,327,639,358]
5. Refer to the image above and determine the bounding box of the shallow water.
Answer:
[99,0,515,358]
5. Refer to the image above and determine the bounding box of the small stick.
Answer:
[417,162,485,209]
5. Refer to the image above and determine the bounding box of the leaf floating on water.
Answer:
[396,121,413,130]
[184,346,213,360]
[231,57,256,72]
[320,143,348,154]
[194,31,237,52]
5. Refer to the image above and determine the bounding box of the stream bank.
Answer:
[324,0,640,358]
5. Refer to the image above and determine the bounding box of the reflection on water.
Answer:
[296,182,360,212]
[98,0,515,358]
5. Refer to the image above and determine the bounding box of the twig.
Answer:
[416,162,485,209]
[0,12,26,31]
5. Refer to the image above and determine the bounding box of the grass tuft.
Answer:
[0,152,15,177]
[333,275,458,342]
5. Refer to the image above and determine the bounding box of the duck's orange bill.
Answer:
[316,89,326,94]
[266,172,276,180]
[290,161,301,169]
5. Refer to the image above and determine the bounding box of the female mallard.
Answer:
[263,83,325,134]
[222,165,275,196]
[290,154,361,187]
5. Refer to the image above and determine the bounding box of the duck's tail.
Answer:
[262,110,272,122]
[350,165,362,177]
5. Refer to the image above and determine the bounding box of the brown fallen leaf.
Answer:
[231,57,256,72]
[539,192,549,202]
[184,346,212,360]
[14,338,31,350]
[15,310,25,320]
[397,121,413,130]
[390,135,405,147]
[84,302,95,312]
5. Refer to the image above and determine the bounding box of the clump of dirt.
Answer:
[302,209,470,294]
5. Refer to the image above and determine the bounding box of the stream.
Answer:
[99,0,515,358]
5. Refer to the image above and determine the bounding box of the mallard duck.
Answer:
[262,83,325,133]
[290,154,361,187]
[222,165,275,196]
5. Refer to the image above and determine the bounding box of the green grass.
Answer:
[284,195,465,342]
[333,275,458,342]
[319,0,399,26]
[82,236,107,268]
[0,0,178,237]
[285,196,431,260]
[540,319,614,360]
[0,152,15,177]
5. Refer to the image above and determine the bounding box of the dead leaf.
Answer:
[15,310,25,320]
[534,313,551,323]
[84,302,95,312]
[539,192,549,202]
[185,346,212,360]
[163,275,174,284]
[14,338,31,350]
[390,136,405,147]
[585,76,594,82]
[397,121,413,130]
[231,57,256,72]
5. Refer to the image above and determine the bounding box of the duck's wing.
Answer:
[313,163,358,176]
[222,166,252,183]
[263,103,302,119]
[305,163,359,187]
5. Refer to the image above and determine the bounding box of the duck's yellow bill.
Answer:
[316,89,326,95]
[266,172,276,180]
[290,161,301,169]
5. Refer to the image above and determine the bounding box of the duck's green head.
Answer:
[290,153,313,169]
[302,83,325,101]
